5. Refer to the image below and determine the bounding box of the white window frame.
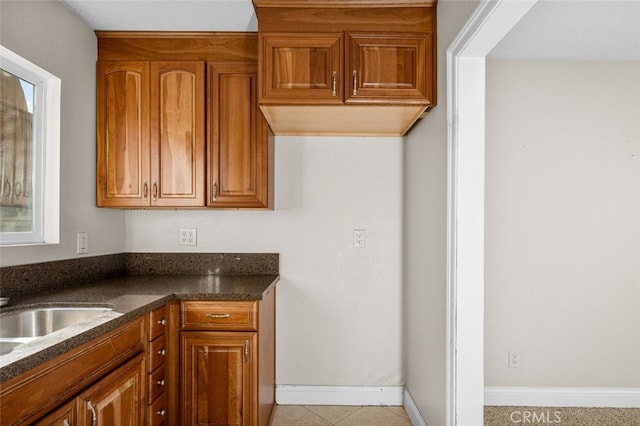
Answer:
[0,45,60,246]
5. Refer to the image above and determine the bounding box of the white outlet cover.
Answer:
[179,228,197,246]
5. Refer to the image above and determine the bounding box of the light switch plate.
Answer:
[77,232,88,254]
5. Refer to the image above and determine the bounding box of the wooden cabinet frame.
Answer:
[96,32,273,209]
[260,33,344,103]
[76,354,146,426]
[0,318,145,425]
[97,60,205,208]
[208,62,273,208]
[179,289,276,426]
[181,332,257,425]
[253,0,438,136]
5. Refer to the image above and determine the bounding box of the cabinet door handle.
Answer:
[152,181,158,201]
[62,419,70,426]
[158,318,166,325]
[87,401,97,426]
[158,348,166,356]
[331,71,337,97]
[157,379,165,386]
[352,70,358,96]
[212,181,218,201]
[244,339,249,364]
[143,181,148,199]
[205,313,230,319]
[157,409,166,417]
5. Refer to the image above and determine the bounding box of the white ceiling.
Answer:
[61,0,640,60]
[490,0,640,60]
[62,0,258,32]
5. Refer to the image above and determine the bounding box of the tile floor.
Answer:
[270,405,412,425]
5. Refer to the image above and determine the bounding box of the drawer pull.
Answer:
[157,348,166,356]
[331,71,337,97]
[157,379,165,386]
[87,401,97,426]
[157,318,166,325]
[157,409,166,417]
[205,313,231,319]
[352,70,358,96]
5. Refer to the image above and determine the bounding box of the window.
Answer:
[0,45,60,246]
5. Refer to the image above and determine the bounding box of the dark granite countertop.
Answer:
[0,271,279,383]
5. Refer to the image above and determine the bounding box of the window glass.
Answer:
[0,45,60,246]
[0,69,36,233]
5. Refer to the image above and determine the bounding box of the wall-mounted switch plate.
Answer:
[508,350,521,369]
[179,228,197,246]
[353,229,365,248]
[77,232,88,254]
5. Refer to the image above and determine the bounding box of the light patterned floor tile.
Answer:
[304,405,362,424]
[335,406,412,426]
[270,405,330,425]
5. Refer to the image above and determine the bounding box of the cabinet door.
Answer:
[150,61,205,207]
[208,62,271,208]
[96,61,150,207]
[260,33,343,103]
[181,332,256,426]
[34,400,77,426]
[346,34,430,103]
[77,354,146,426]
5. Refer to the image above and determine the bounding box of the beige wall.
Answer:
[485,59,640,387]
[125,136,405,387]
[403,1,479,424]
[0,1,125,266]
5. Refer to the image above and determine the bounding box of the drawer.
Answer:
[148,392,167,426]
[148,305,167,341]
[147,365,166,404]
[181,301,257,331]
[147,334,166,373]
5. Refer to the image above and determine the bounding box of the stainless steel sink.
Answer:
[0,307,113,339]
[0,306,114,357]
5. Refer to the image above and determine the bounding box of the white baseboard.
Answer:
[276,385,405,406]
[485,387,640,408]
[403,389,428,426]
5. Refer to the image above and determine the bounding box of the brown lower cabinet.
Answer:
[181,332,257,425]
[0,292,275,426]
[32,400,77,426]
[0,317,146,426]
[180,289,276,426]
[77,354,146,425]
[34,354,146,426]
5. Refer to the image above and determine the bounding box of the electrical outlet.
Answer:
[353,229,365,248]
[508,350,521,369]
[77,232,88,254]
[179,228,197,246]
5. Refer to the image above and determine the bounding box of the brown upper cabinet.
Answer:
[260,32,431,104]
[208,62,273,208]
[96,33,273,209]
[253,0,437,136]
[96,61,205,208]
